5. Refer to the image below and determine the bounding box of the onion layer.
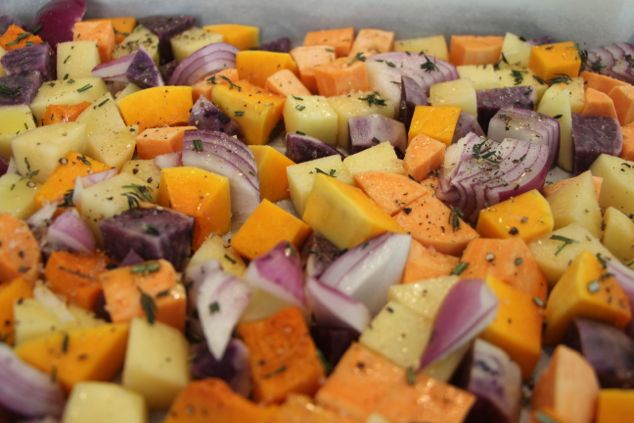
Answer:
[169,43,238,86]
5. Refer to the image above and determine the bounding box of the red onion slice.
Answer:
[47,208,96,254]
[586,42,634,85]
[419,279,498,368]
[154,152,182,169]
[169,43,238,86]
[605,258,634,309]
[306,277,371,333]
[0,344,65,417]
[33,0,87,49]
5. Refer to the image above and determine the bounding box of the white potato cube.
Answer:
[394,35,448,60]
[500,32,532,68]
[63,382,147,423]
[546,171,602,237]
[388,276,459,320]
[57,41,101,79]
[343,142,403,176]
[284,95,339,145]
[603,207,634,263]
[30,77,108,122]
[591,154,634,216]
[188,234,246,276]
[360,301,432,368]
[287,154,352,215]
[327,92,395,149]
[113,25,159,64]
[538,85,573,171]
[429,79,477,116]
[0,105,36,159]
[122,318,190,410]
[76,93,126,138]
[171,27,223,62]
[0,174,40,218]
[11,122,87,183]
[86,126,137,170]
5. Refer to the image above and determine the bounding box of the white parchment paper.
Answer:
[4,0,634,47]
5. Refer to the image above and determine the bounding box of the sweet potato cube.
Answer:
[15,323,129,391]
[529,41,581,81]
[401,240,459,283]
[0,277,33,345]
[316,342,474,422]
[303,27,354,57]
[41,102,92,126]
[73,20,116,62]
[581,87,618,118]
[135,126,196,159]
[580,71,629,95]
[87,17,137,44]
[249,145,295,202]
[353,171,428,215]
[0,213,40,283]
[232,199,311,260]
[0,25,43,51]
[408,106,461,145]
[449,35,504,66]
[237,307,325,403]
[265,69,311,97]
[621,122,634,161]
[544,250,632,344]
[608,84,634,125]
[349,28,395,57]
[596,389,634,423]
[290,45,336,93]
[236,50,298,88]
[313,58,369,97]
[266,394,337,423]
[404,134,446,181]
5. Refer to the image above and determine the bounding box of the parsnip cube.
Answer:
[0,105,36,159]
[429,79,477,116]
[500,32,532,68]
[283,95,339,145]
[591,154,634,216]
[287,154,352,215]
[546,171,602,237]
[120,159,161,197]
[63,382,147,423]
[538,85,573,171]
[113,25,159,64]
[11,122,87,183]
[30,77,108,122]
[122,318,190,410]
[76,93,126,138]
[0,174,40,218]
[57,41,101,79]
[171,27,223,62]
[343,142,403,176]
[388,276,459,320]
[394,35,448,61]
[86,126,137,170]
[603,207,634,263]
[360,301,432,368]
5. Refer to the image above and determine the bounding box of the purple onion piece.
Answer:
[310,325,359,371]
[285,132,342,163]
[169,42,238,86]
[47,208,95,254]
[453,112,485,143]
[585,42,633,85]
[399,75,428,128]
[348,114,407,156]
[306,277,371,333]
[33,0,87,50]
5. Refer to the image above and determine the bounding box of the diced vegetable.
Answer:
[301,232,343,278]
[449,35,503,66]
[343,141,403,176]
[348,114,407,155]
[354,171,428,215]
[33,0,87,49]
[0,71,42,105]
[400,241,459,283]
[285,133,341,164]
[169,42,237,86]
[47,208,96,254]
[283,95,339,145]
[189,339,251,396]
[399,75,428,128]
[306,277,371,333]
[170,27,223,62]
[571,113,623,174]
[590,154,634,216]
[409,105,461,145]
[117,85,192,131]
[203,23,260,50]
[0,213,40,283]
[137,15,196,63]
[62,382,147,423]
[452,111,484,143]
[529,41,581,81]
[586,42,634,85]
[188,96,241,137]
[113,25,159,64]
[476,86,536,131]
[1,43,54,80]
[29,76,107,122]
[92,48,163,88]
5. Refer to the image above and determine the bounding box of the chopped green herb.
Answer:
[358,92,387,107]
[77,155,91,166]
[589,58,605,72]
[292,96,304,101]
[97,98,110,107]
[209,301,221,314]
[295,104,306,111]
[514,257,523,266]
[263,365,288,379]
[406,366,416,385]
[385,60,396,68]
[221,75,241,91]
[61,189,74,207]
[0,83,20,97]
[234,110,245,117]
[76,84,93,93]
[511,69,524,85]
[296,131,306,135]
[121,184,153,209]
[420,55,438,72]
[139,290,156,324]
[61,333,69,353]
[576,42,588,66]
[553,114,563,119]
[550,234,577,255]
[548,74,572,85]
[6,32,31,46]
[451,261,469,276]
[192,139,204,152]
[22,157,39,179]
[131,261,161,275]
[223,254,237,264]
[596,253,609,268]
[533,75,547,85]
[449,207,462,231]
[156,289,171,298]
[348,52,366,65]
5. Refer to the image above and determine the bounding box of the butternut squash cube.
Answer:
[394,35,448,61]
[303,27,354,57]
[203,24,260,50]
[303,174,403,249]
[249,145,295,202]
[476,189,554,243]
[211,80,285,145]
[480,275,543,379]
[236,50,298,88]
[232,199,311,260]
[0,277,33,345]
[596,389,634,423]
[544,250,632,344]
[15,323,129,391]
[400,240,459,283]
[449,35,504,66]
[122,318,190,410]
[117,86,193,131]
[63,382,147,423]
[529,41,582,81]
[283,95,339,145]
[408,105,461,145]
[349,28,395,57]
[404,134,446,181]
[267,394,337,423]
[136,126,196,160]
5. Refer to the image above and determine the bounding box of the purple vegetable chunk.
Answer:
[301,232,344,278]
[137,15,197,63]
[33,0,87,49]
[285,132,342,163]
[563,318,634,388]
[0,15,22,35]
[585,42,634,85]
[99,207,193,271]
[453,339,522,423]
[189,96,241,137]
[453,112,485,143]
[0,156,7,177]
[310,325,359,371]
[126,49,163,88]
[476,86,536,132]
[0,71,43,105]
[159,60,177,82]
[118,249,144,267]
[259,37,292,53]
[190,339,251,396]
[571,113,622,174]
[1,43,55,81]
[399,75,428,128]
[527,36,557,46]
[348,114,407,156]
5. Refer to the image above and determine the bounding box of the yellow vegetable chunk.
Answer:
[480,275,543,379]
[86,126,137,170]
[343,142,403,176]
[122,318,190,410]
[476,190,554,242]
[63,382,147,423]
[602,207,634,263]
[0,104,36,159]
[249,145,295,202]
[500,32,532,69]
[529,41,581,81]
[57,41,101,79]
[429,79,477,116]
[388,276,459,319]
[538,83,573,171]
[232,199,312,260]
[171,27,223,62]
[15,323,129,391]
[596,389,634,423]
[394,35,448,60]
[0,174,40,218]
[203,24,260,50]
[117,86,193,131]
[302,174,403,249]
[30,77,108,123]
[456,66,548,100]
[283,95,339,145]
[212,80,285,145]
[189,234,246,276]
[0,277,33,345]
[75,93,126,138]
[590,154,634,216]
[119,159,161,197]
[408,105,461,145]
[544,250,632,344]
[236,50,298,87]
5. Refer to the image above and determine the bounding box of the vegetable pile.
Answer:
[1,1,634,422]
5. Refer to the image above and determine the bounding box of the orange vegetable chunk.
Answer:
[249,145,295,202]
[236,50,298,88]
[404,134,446,181]
[41,102,92,126]
[303,27,355,57]
[135,126,197,159]
[117,86,193,131]
[313,58,370,96]
[608,84,634,125]
[0,25,43,51]
[232,199,311,260]
[349,28,395,57]
[0,214,41,283]
[0,277,33,345]
[265,69,312,97]
[265,394,338,423]
[408,105,461,145]
[596,389,634,423]
[192,68,240,101]
[580,71,629,95]
[290,45,336,93]
[353,171,428,215]
[529,41,581,81]
[621,122,634,161]
[401,240,459,283]
[72,20,116,62]
[87,16,137,44]
[449,35,504,66]
[581,87,618,118]
[237,307,325,404]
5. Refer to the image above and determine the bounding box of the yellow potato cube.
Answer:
[343,142,403,176]
[429,79,477,116]
[283,95,339,145]
[0,105,37,159]
[394,35,448,61]
[0,174,40,219]
[63,382,147,423]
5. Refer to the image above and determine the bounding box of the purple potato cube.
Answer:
[572,113,622,174]
[189,96,241,137]
[301,232,344,278]
[126,48,163,88]
[285,132,342,163]
[99,207,194,271]
[138,15,196,64]
[453,111,485,143]
[1,43,55,81]
[348,114,407,156]
[476,86,536,132]
[259,37,292,53]
[0,71,43,105]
